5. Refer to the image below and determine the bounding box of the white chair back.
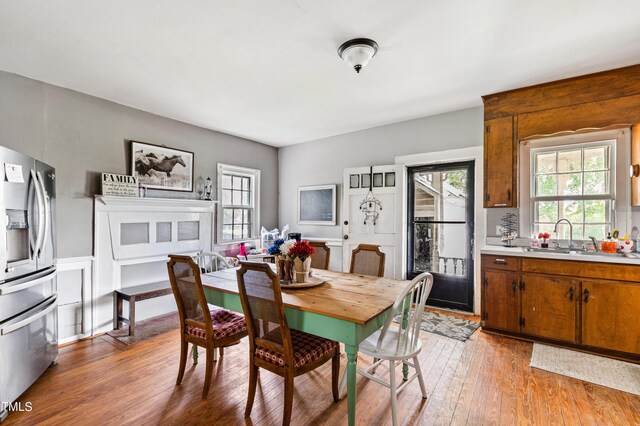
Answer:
[375,272,433,354]
[194,251,231,273]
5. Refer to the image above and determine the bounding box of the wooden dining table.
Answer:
[199,266,410,426]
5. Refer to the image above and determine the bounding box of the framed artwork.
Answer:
[131,141,194,192]
[298,184,337,225]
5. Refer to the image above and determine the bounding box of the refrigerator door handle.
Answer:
[30,169,45,257]
[36,171,50,258]
[0,294,57,335]
[0,269,57,295]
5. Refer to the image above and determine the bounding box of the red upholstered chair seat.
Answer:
[255,328,339,369]
[185,309,247,340]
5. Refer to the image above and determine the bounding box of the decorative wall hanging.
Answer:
[298,185,336,225]
[131,140,194,192]
[359,166,382,225]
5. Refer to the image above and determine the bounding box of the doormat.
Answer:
[530,343,640,396]
[107,312,180,345]
[394,311,479,342]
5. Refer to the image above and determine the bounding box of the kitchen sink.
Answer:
[522,247,627,257]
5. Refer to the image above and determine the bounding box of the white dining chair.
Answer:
[194,251,232,273]
[355,272,433,426]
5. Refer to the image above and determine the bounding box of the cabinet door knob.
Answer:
[583,289,590,303]
[568,287,574,301]
[344,220,349,225]
[494,258,507,265]
[343,235,349,240]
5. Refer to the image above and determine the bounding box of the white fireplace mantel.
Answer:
[93,195,217,335]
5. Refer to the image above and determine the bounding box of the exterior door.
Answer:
[407,161,475,312]
[342,165,403,279]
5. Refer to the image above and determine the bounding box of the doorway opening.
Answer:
[407,161,475,312]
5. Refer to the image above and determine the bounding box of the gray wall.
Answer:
[0,70,279,258]
[278,107,484,239]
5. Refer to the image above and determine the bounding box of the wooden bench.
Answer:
[114,281,173,336]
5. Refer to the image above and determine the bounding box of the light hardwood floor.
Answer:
[4,312,640,425]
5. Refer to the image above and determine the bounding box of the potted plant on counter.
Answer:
[538,232,551,248]
[289,240,316,283]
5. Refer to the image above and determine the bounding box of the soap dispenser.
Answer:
[601,232,617,254]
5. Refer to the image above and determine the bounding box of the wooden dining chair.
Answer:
[167,255,248,398]
[349,244,386,277]
[356,272,434,426]
[236,261,340,426]
[309,241,330,270]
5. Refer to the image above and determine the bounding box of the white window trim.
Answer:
[217,163,261,244]
[519,128,631,241]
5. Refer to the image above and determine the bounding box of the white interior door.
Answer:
[342,165,404,279]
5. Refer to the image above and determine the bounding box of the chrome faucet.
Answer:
[553,219,574,249]
[589,236,599,252]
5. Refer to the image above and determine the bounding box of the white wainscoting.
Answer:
[56,256,93,345]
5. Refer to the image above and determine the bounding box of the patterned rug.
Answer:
[530,343,640,396]
[394,311,479,342]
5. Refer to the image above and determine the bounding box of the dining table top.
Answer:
[199,266,410,325]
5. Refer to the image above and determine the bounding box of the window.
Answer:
[531,143,613,240]
[217,164,260,243]
[521,129,630,242]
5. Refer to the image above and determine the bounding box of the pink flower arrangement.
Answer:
[537,232,551,242]
[288,240,316,261]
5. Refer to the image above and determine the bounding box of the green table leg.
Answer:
[345,344,358,426]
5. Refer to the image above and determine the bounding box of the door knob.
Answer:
[343,235,349,240]
[344,220,349,225]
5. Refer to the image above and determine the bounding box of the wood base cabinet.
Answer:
[581,279,640,354]
[520,274,578,344]
[482,270,519,333]
[481,254,640,361]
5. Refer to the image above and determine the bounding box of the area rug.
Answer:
[530,343,640,396]
[394,311,479,342]
[107,312,180,345]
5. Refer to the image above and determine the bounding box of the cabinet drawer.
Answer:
[481,255,520,271]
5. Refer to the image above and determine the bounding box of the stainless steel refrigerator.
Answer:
[0,147,57,423]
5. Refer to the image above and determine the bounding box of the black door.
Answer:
[407,161,474,312]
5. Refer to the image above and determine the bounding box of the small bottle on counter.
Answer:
[138,183,146,198]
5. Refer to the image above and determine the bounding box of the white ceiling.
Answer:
[1,1,640,147]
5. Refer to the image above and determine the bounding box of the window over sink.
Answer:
[520,128,631,241]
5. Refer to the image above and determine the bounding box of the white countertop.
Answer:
[481,245,640,266]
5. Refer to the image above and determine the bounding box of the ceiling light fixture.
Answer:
[338,38,379,73]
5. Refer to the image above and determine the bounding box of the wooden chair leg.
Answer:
[331,352,340,402]
[219,346,224,358]
[389,360,398,426]
[283,370,294,426]
[413,355,428,399]
[202,348,215,399]
[176,338,188,385]
[245,362,259,417]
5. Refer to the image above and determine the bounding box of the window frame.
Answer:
[519,128,631,242]
[216,163,260,244]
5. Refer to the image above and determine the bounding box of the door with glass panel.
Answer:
[407,161,474,312]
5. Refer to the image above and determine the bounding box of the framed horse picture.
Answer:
[130,141,194,192]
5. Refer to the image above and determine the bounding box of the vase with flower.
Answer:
[267,238,286,279]
[538,232,551,248]
[289,240,316,283]
[278,239,297,283]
